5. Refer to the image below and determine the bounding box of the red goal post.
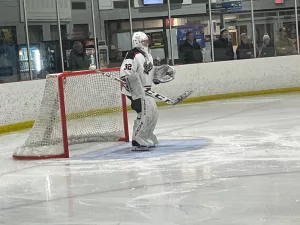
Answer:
[13,68,129,160]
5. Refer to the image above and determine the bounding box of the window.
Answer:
[72,24,90,39]
[192,0,208,3]
[28,25,43,42]
[0,27,18,81]
[120,21,144,30]
[50,25,68,40]
[279,10,295,16]
[143,19,163,28]
[72,2,86,10]
[113,1,129,8]
[0,26,17,44]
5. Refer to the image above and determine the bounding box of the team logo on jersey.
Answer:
[143,61,153,75]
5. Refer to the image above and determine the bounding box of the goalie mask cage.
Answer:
[13,68,129,160]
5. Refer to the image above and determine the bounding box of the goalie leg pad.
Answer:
[130,98,148,146]
[130,96,158,147]
[148,134,159,147]
[125,75,144,100]
[132,116,149,146]
[145,97,159,146]
[130,97,150,147]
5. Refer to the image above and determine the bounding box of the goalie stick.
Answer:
[98,71,193,105]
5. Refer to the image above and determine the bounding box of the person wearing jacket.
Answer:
[259,34,275,57]
[213,28,234,62]
[236,33,257,59]
[179,31,203,64]
[275,27,296,56]
[69,41,90,71]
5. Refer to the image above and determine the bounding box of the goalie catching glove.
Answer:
[153,64,176,85]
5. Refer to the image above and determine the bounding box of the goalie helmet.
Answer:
[132,32,150,54]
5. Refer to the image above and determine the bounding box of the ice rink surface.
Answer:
[1,93,300,225]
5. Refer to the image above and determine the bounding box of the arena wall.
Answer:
[1,55,300,134]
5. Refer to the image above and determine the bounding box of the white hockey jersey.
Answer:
[120,48,154,96]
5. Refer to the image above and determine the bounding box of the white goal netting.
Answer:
[13,69,128,159]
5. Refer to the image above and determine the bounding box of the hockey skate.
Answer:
[131,119,149,151]
[132,138,149,152]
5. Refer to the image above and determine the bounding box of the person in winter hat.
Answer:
[213,28,234,61]
[259,34,275,57]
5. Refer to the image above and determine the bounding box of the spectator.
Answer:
[69,41,90,71]
[275,28,296,56]
[213,28,234,62]
[294,36,300,52]
[259,34,275,57]
[179,31,203,64]
[236,33,256,59]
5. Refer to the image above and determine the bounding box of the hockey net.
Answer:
[13,68,129,160]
